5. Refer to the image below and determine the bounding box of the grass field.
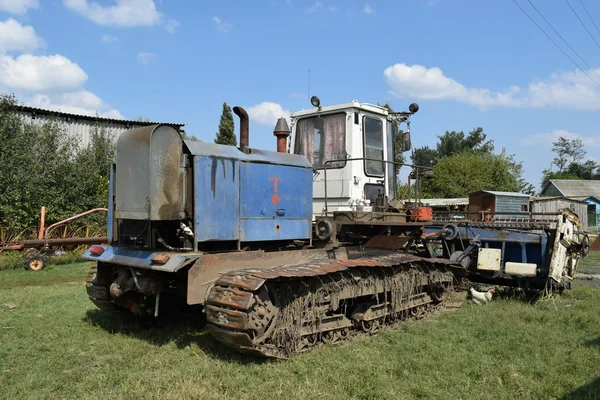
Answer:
[1,258,599,400]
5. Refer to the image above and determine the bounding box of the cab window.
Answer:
[364,117,384,176]
[294,113,346,169]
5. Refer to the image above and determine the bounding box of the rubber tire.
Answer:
[581,234,590,258]
[314,219,334,241]
[24,255,47,271]
[441,224,459,241]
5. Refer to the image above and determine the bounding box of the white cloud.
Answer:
[363,3,374,14]
[29,91,124,119]
[290,92,305,98]
[101,34,119,43]
[0,0,39,15]
[212,16,232,33]
[164,18,179,34]
[0,18,44,54]
[384,63,600,110]
[137,51,157,64]
[0,54,87,92]
[63,0,161,27]
[247,102,290,126]
[306,2,338,12]
[521,129,600,148]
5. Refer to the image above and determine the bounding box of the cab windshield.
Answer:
[294,113,346,169]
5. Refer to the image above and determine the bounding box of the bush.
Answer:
[0,94,114,233]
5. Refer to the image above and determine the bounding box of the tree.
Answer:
[550,136,585,174]
[181,131,200,141]
[412,146,438,168]
[408,126,533,198]
[420,152,522,198]
[214,102,236,146]
[540,136,599,189]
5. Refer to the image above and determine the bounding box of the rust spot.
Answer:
[206,305,248,329]
[275,224,280,232]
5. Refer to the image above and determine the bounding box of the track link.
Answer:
[206,253,456,358]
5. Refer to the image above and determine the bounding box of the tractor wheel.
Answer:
[25,255,47,271]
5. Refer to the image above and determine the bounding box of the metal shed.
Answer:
[468,191,531,220]
[530,197,589,231]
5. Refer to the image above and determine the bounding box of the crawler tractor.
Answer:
[84,98,587,358]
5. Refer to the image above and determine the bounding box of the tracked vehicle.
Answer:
[84,98,587,358]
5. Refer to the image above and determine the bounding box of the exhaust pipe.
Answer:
[233,106,249,150]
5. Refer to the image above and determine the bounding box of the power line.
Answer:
[511,0,600,87]
[564,0,600,50]
[579,0,600,38]
[527,0,600,81]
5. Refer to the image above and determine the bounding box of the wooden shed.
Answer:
[468,191,531,220]
[530,197,589,231]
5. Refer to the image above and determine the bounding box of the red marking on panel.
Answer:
[269,177,282,205]
[271,193,281,205]
[269,177,281,192]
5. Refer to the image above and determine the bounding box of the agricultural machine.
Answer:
[83,98,588,358]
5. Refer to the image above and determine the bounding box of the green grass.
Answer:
[1,264,599,399]
[578,251,600,275]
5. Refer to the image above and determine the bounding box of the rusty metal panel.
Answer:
[364,235,411,250]
[206,287,254,310]
[115,124,185,220]
[205,305,248,329]
[207,326,254,348]
[216,273,266,291]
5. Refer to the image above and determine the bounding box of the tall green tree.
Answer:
[540,136,599,189]
[214,102,236,146]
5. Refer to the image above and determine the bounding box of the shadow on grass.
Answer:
[560,377,600,400]
[585,336,600,347]
[83,308,268,365]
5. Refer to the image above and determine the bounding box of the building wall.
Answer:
[531,199,588,231]
[495,195,530,216]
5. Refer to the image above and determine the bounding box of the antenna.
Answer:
[308,69,311,101]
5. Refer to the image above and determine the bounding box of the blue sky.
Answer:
[1,0,599,191]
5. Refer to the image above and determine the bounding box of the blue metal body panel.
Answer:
[194,156,240,242]
[424,224,551,282]
[82,245,198,272]
[187,141,313,243]
[184,140,312,168]
[239,162,312,241]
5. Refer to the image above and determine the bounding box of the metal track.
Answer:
[205,253,456,358]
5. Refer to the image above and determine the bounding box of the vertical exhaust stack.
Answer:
[273,117,291,153]
[233,106,249,151]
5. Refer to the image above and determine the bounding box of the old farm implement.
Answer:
[1,207,108,270]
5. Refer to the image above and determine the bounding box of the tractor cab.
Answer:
[289,97,418,220]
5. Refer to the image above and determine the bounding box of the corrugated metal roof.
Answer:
[15,105,185,127]
[531,196,589,203]
[472,190,531,197]
[546,179,600,198]
[412,198,469,206]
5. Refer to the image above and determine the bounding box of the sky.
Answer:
[1,0,600,191]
